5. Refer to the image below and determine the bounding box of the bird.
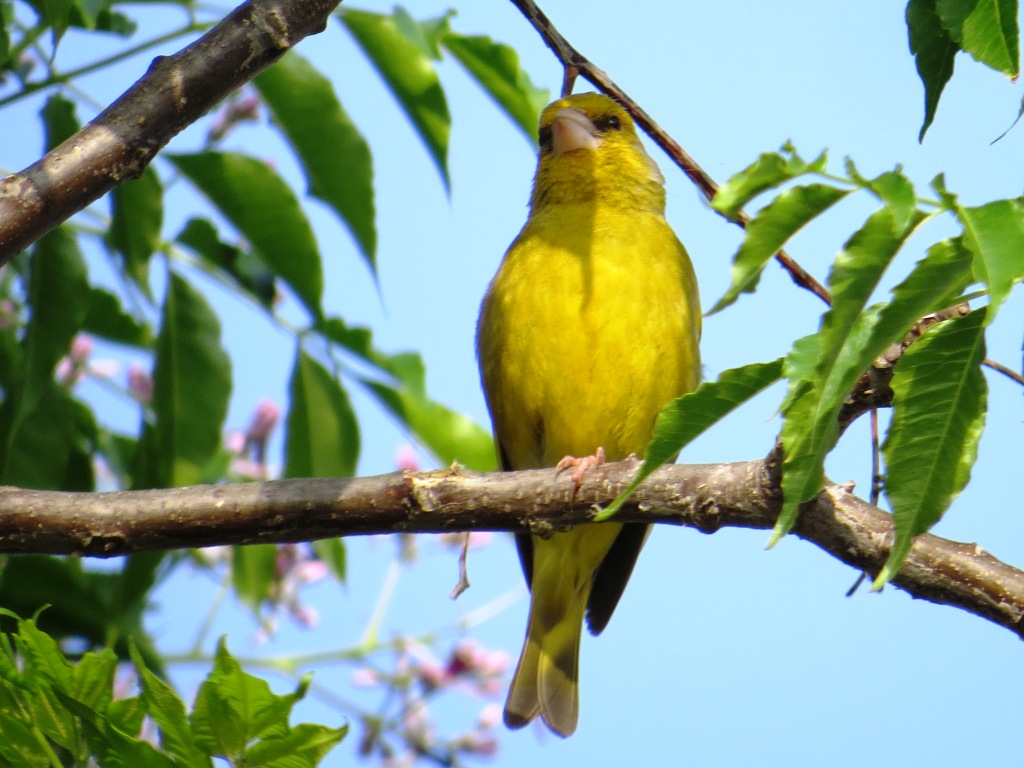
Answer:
[475,92,701,737]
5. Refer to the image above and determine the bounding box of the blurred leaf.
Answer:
[0,226,88,487]
[284,349,359,478]
[83,287,152,347]
[393,6,450,58]
[712,144,828,220]
[908,0,959,140]
[602,360,784,519]
[168,151,324,320]
[442,32,549,145]
[775,208,925,543]
[876,308,987,586]
[40,93,79,151]
[845,161,918,236]
[341,7,451,189]
[176,217,276,310]
[937,0,1018,76]
[317,315,407,377]
[137,273,231,488]
[254,52,377,274]
[107,166,163,294]
[359,350,495,470]
[244,721,349,766]
[955,198,1024,322]
[311,538,346,584]
[231,544,277,614]
[710,183,850,313]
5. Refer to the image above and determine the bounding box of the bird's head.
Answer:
[530,93,665,211]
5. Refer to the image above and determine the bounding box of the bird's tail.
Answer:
[503,588,585,738]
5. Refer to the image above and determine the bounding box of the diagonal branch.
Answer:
[0,0,342,263]
[508,0,832,306]
[1,457,1022,640]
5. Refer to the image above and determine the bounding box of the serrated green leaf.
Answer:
[711,145,827,220]
[141,273,231,488]
[231,544,277,614]
[40,93,79,151]
[284,349,359,479]
[710,184,849,313]
[83,287,152,348]
[244,721,348,767]
[601,360,784,519]
[176,217,276,310]
[254,52,377,274]
[907,0,959,140]
[168,152,324,320]
[875,308,987,587]
[130,643,210,767]
[775,208,925,543]
[107,166,163,293]
[938,0,1019,76]
[956,198,1024,322]
[341,8,451,189]
[310,539,346,584]
[442,32,548,145]
[70,647,118,713]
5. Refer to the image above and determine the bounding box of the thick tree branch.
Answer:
[1,458,1023,640]
[0,0,341,263]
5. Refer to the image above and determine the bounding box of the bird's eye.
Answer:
[595,115,621,132]
[538,125,553,152]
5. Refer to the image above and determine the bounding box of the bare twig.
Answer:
[984,357,1024,386]
[0,0,341,263]
[1,458,1023,640]
[509,0,832,306]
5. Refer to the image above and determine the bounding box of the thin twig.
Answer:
[509,0,832,306]
[983,357,1024,386]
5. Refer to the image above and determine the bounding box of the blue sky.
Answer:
[5,1,1024,765]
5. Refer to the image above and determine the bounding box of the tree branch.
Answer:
[1,457,1022,640]
[0,0,341,263]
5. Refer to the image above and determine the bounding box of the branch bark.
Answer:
[1,458,1023,641]
[0,0,341,263]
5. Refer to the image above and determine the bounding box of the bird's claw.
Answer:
[556,447,606,493]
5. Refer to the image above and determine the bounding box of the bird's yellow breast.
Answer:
[478,203,700,470]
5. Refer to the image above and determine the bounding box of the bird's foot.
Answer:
[556,446,606,494]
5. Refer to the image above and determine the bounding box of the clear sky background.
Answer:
[5,1,1024,766]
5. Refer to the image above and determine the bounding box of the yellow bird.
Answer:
[476,93,701,737]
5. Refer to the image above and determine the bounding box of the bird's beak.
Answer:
[551,108,601,155]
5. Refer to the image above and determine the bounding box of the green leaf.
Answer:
[710,183,850,313]
[107,166,163,293]
[775,208,925,543]
[284,349,360,479]
[231,544,278,614]
[311,538,346,584]
[937,0,1019,76]
[955,198,1024,322]
[254,52,377,274]
[192,639,312,760]
[70,647,118,713]
[711,144,828,220]
[341,7,451,189]
[176,217,276,309]
[442,32,548,145]
[361,352,494,471]
[40,93,79,151]
[601,360,784,519]
[875,308,987,587]
[0,386,76,488]
[138,273,232,488]
[244,722,349,766]
[130,644,211,767]
[845,161,918,236]
[83,287,152,348]
[908,0,959,140]
[392,6,450,59]
[168,151,324,320]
